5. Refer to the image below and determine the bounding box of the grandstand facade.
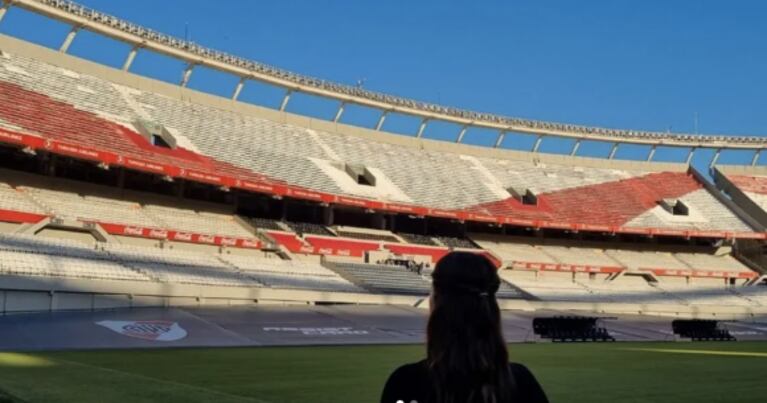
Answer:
[0,0,765,329]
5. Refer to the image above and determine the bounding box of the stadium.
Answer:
[0,0,765,402]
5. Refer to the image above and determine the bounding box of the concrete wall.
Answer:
[0,275,420,313]
[1,275,764,320]
[0,222,20,233]
[713,166,767,228]
[37,228,99,244]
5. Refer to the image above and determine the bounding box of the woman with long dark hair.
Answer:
[381,252,548,403]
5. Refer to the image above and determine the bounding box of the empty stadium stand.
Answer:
[0,234,150,282]
[502,272,763,306]
[334,228,402,243]
[0,48,758,238]
[142,205,253,238]
[1,167,764,309]
[1,27,767,320]
[21,186,158,227]
[249,217,286,231]
[435,236,479,249]
[0,182,46,215]
[0,177,264,249]
[491,238,764,306]
[103,243,255,287]
[473,236,559,265]
[475,235,757,279]
[219,253,363,293]
[732,286,767,306]
[329,262,433,295]
[287,222,335,237]
[0,231,366,293]
[397,233,440,246]
[714,167,767,228]
[501,275,604,303]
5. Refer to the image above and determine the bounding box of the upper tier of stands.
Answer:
[0,51,755,234]
[714,167,767,229]
[716,170,767,211]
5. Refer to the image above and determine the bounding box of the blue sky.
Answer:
[1,0,766,168]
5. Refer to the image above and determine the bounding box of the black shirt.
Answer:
[381,360,549,403]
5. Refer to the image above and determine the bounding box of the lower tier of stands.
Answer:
[0,233,516,298]
[219,254,364,293]
[0,233,359,293]
[500,270,767,307]
[330,262,433,296]
[0,232,764,307]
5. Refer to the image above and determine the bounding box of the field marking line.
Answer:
[621,348,767,358]
[50,356,275,403]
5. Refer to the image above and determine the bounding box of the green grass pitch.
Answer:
[0,342,765,403]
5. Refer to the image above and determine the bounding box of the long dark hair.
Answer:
[426,251,513,403]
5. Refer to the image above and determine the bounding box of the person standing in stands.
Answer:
[381,252,548,403]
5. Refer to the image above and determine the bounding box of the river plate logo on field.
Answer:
[96,320,188,341]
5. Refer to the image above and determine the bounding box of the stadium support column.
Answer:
[59,26,80,53]
[117,168,126,189]
[456,125,468,143]
[532,135,543,152]
[416,119,429,138]
[494,131,506,148]
[279,90,293,112]
[122,45,139,71]
[570,140,581,156]
[647,145,657,162]
[608,143,619,159]
[709,148,722,169]
[333,102,346,123]
[180,63,195,87]
[375,111,389,131]
[752,149,762,166]
[0,1,10,25]
[233,192,240,211]
[685,147,696,164]
[231,77,246,101]
[322,205,334,226]
[175,181,185,198]
[372,214,386,230]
